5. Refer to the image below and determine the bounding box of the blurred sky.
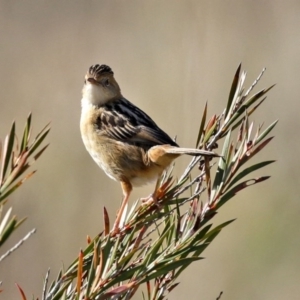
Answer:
[0,1,299,299]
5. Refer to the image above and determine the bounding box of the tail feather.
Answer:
[165,147,218,157]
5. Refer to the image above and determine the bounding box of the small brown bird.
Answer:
[80,64,216,232]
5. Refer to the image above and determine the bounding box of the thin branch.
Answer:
[216,291,223,300]
[42,268,50,300]
[0,228,36,263]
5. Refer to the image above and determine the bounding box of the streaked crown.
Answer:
[88,64,114,77]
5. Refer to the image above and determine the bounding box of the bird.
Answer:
[80,64,217,233]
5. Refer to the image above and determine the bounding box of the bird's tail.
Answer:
[165,147,218,157]
[147,145,219,167]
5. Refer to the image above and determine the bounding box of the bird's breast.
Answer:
[80,103,168,187]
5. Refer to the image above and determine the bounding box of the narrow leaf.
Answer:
[225,64,241,118]
[140,257,203,283]
[33,144,49,161]
[0,122,15,183]
[103,207,110,236]
[243,85,275,109]
[217,177,270,208]
[196,102,207,148]
[16,283,27,300]
[212,130,231,196]
[203,116,217,144]
[28,128,50,156]
[227,160,275,190]
[0,217,17,246]
[76,250,83,296]
[20,113,32,153]
[254,120,278,146]
[0,207,12,235]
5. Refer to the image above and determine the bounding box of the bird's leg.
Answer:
[141,177,161,206]
[112,180,132,234]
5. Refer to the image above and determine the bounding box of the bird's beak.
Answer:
[87,77,98,85]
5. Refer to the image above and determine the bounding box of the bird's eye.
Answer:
[104,79,110,86]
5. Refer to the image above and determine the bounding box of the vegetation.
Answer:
[0,65,276,299]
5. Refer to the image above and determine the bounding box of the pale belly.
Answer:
[80,105,168,188]
[81,123,163,187]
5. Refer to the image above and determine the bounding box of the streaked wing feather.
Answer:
[137,126,178,146]
[97,98,178,147]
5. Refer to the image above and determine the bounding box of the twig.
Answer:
[216,291,223,300]
[42,268,50,300]
[141,189,205,242]
[0,228,36,262]
[174,171,205,198]
[178,156,199,183]
[244,68,266,98]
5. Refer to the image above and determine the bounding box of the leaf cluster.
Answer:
[19,66,277,300]
[0,114,50,262]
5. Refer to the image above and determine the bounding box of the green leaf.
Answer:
[20,113,32,153]
[241,137,274,167]
[223,85,274,133]
[224,98,266,136]
[0,216,17,246]
[33,144,49,161]
[28,127,50,156]
[225,63,241,118]
[196,102,207,148]
[165,243,208,262]
[203,119,217,144]
[227,160,275,190]
[242,85,275,110]
[100,236,117,280]
[0,122,15,183]
[217,177,270,209]
[140,257,203,283]
[204,219,235,242]
[212,130,231,195]
[254,120,278,145]
[143,227,172,269]
[85,251,97,297]
[0,158,33,197]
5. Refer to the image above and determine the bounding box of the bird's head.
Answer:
[82,64,121,106]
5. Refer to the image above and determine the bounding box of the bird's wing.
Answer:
[96,98,178,147]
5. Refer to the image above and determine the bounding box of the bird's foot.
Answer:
[140,193,161,208]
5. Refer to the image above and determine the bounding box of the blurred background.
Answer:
[0,1,298,299]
